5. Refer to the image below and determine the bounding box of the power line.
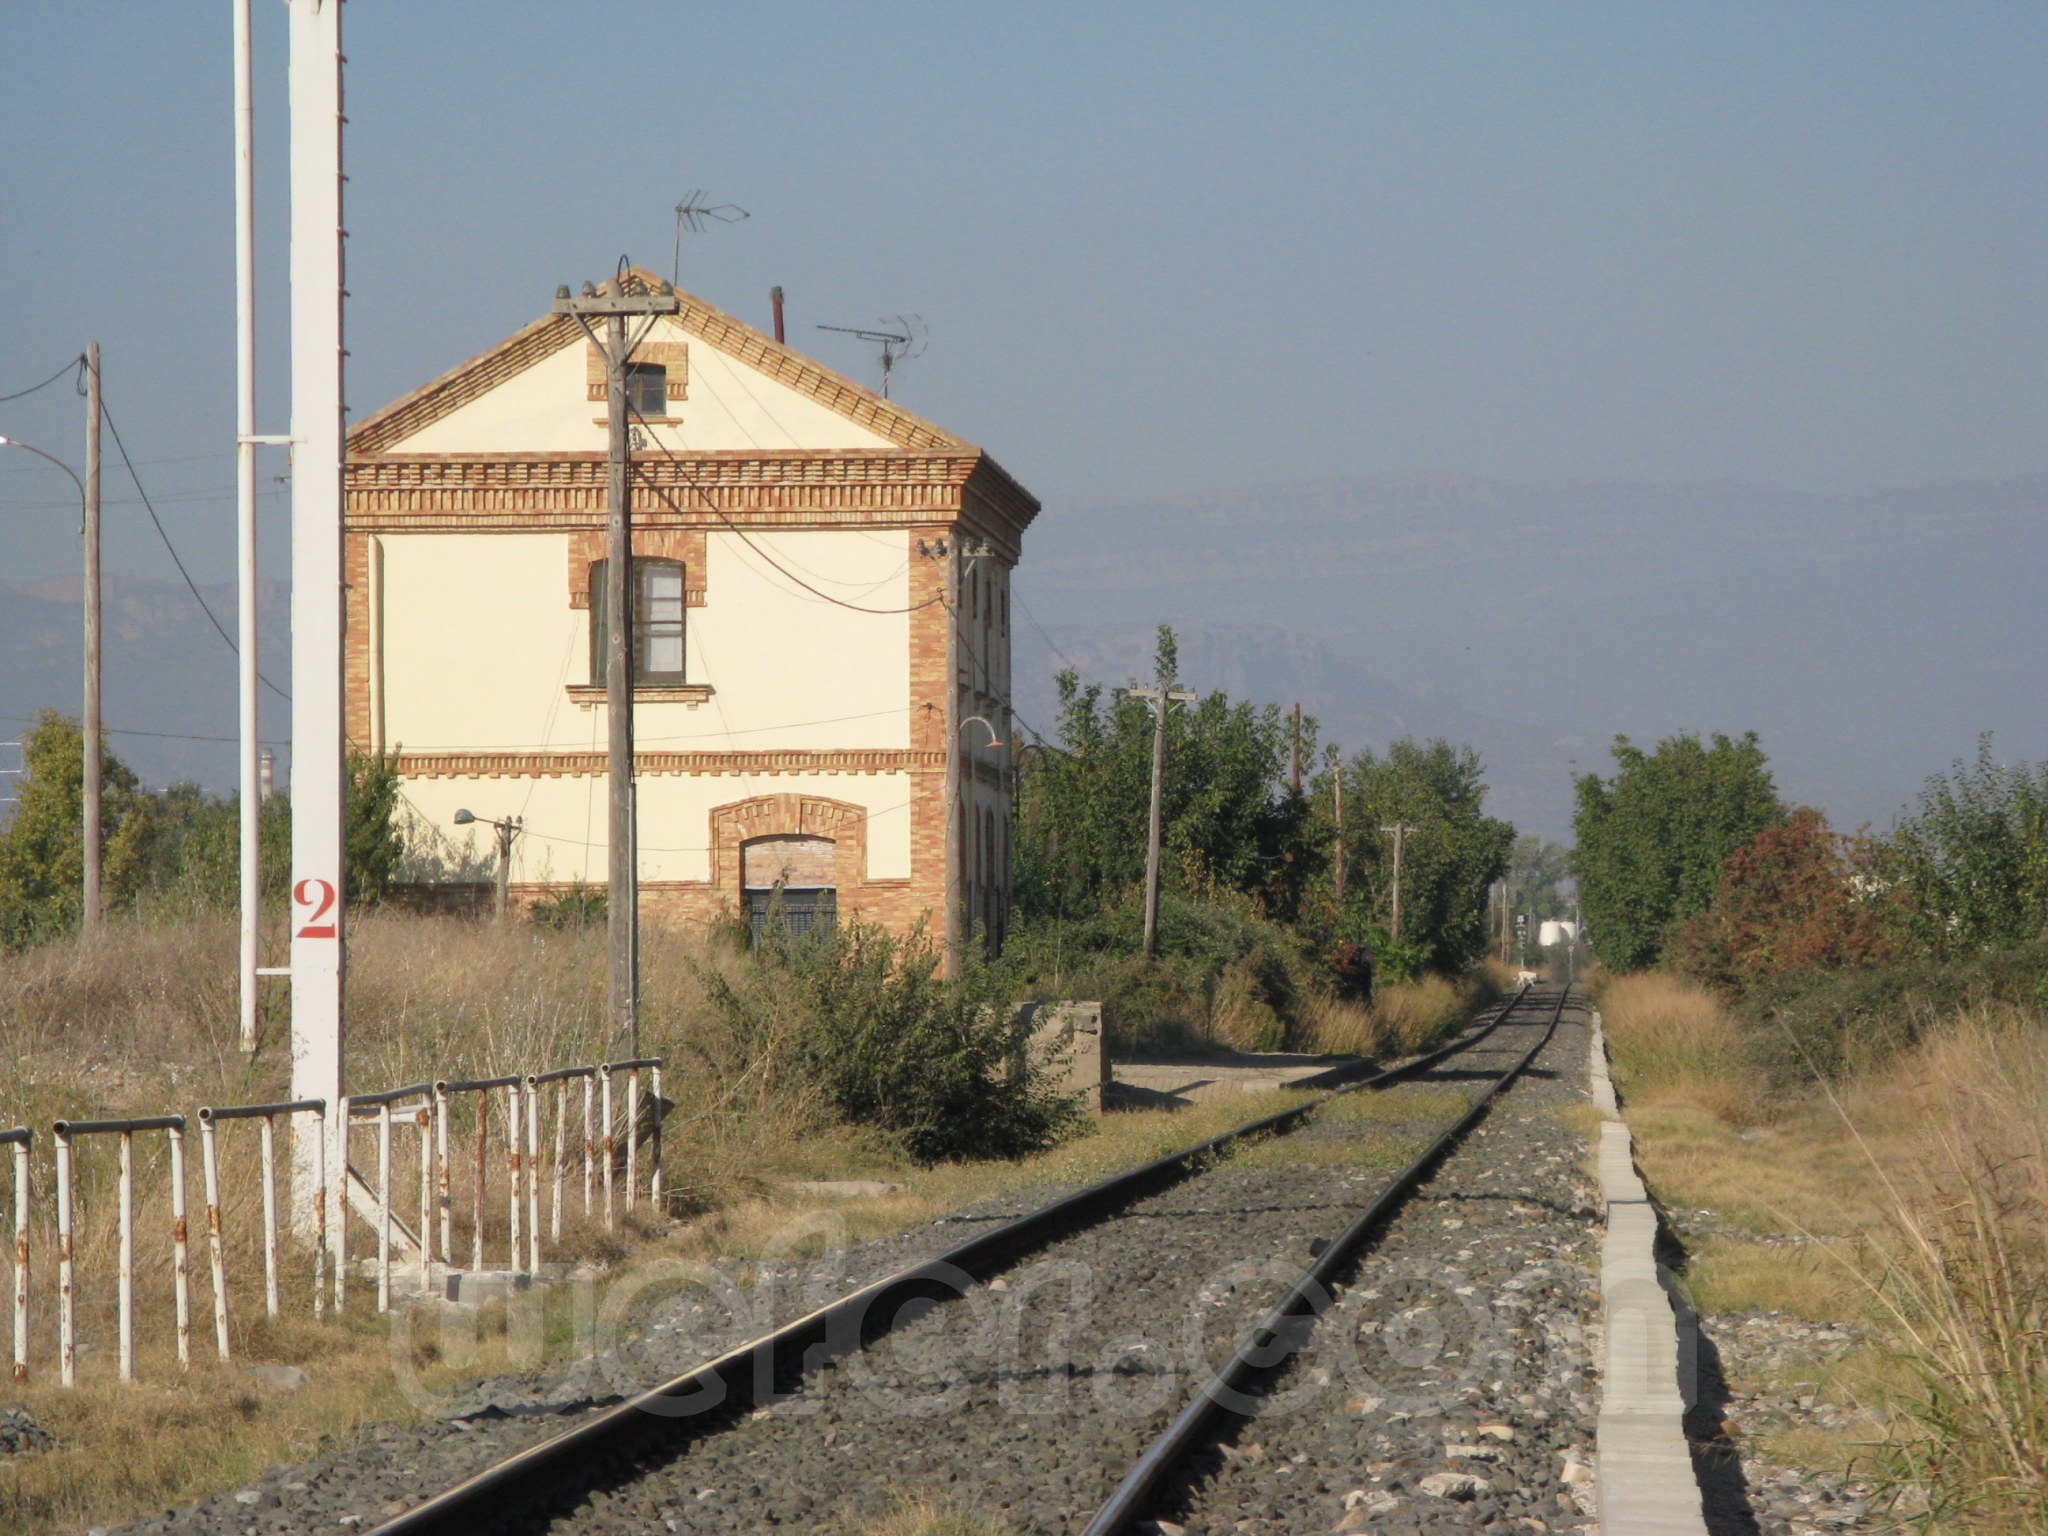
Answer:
[0,356,84,404]
[98,396,291,703]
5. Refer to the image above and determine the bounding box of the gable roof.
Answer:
[347,267,972,458]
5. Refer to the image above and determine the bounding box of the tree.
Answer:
[1508,835,1574,924]
[1668,807,1903,993]
[0,711,155,945]
[1334,739,1514,977]
[1014,627,1303,922]
[345,751,406,905]
[1886,734,2048,957]
[1572,731,1782,971]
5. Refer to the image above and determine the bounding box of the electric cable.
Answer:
[0,356,84,404]
[100,396,291,702]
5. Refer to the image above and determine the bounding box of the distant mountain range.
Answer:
[1013,474,2047,843]
[6,472,2041,845]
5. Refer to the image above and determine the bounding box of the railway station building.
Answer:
[342,269,1033,947]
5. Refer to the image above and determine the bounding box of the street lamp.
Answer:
[453,809,523,922]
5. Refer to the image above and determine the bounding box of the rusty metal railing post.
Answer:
[433,1084,451,1268]
[5,1128,28,1383]
[198,1110,230,1360]
[550,1078,567,1241]
[650,1062,663,1211]
[523,1077,540,1274]
[471,1087,487,1272]
[332,1096,349,1315]
[53,1124,73,1387]
[581,1073,594,1217]
[600,1065,615,1231]
[117,1129,134,1380]
[506,1081,523,1274]
[415,1107,431,1295]
[258,1112,280,1317]
[168,1119,191,1368]
[624,1065,639,1213]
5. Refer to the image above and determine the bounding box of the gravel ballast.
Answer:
[107,998,1568,1536]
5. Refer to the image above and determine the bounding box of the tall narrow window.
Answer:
[589,558,688,685]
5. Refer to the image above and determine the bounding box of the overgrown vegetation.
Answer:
[0,711,407,946]
[1587,731,2048,1534]
[1011,626,1514,1049]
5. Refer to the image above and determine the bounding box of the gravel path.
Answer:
[102,1000,1557,1536]
[1139,996,1603,1536]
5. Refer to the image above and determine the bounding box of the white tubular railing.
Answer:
[50,1114,190,1385]
[196,1098,326,1359]
[604,1059,664,1220]
[347,1082,431,1314]
[434,1075,524,1275]
[530,1065,596,1244]
[5,1127,27,1383]
[31,1054,660,1383]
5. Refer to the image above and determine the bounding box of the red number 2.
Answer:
[294,877,338,939]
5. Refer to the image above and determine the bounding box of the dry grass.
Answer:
[1597,973,2047,1533]
[0,912,1346,1536]
[1297,971,1501,1060]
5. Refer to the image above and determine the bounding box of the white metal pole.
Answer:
[169,1122,191,1368]
[600,1068,615,1231]
[581,1075,593,1216]
[233,0,262,1055]
[259,1114,280,1317]
[433,1085,450,1266]
[550,1081,565,1242]
[375,1105,391,1313]
[624,1067,639,1213]
[524,1080,540,1273]
[415,1109,430,1294]
[649,1063,663,1212]
[310,1106,326,1319]
[54,1131,74,1387]
[118,1132,134,1382]
[11,1137,28,1383]
[506,1085,522,1273]
[200,1115,230,1360]
[286,0,348,1255]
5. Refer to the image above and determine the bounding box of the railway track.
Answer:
[117,985,1597,1536]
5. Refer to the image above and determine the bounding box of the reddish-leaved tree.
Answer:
[1670,806,1904,994]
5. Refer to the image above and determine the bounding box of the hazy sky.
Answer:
[2,2,2043,585]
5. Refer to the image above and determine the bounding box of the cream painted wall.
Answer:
[380,530,911,753]
[381,533,583,751]
[390,316,895,455]
[676,530,911,749]
[398,771,917,885]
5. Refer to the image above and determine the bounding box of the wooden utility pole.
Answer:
[553,277,679,1059]
[1381,822,1415,944]
[82,342,101,932]
[1129,681,1198,960]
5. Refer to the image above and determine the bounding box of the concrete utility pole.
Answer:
[1129,682,1198,960]
[1381,823,1416,944]
[286,0,347,1246]
[82,342,101,933]
[554,276,680,1059]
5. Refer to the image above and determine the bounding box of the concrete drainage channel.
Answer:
[109,987,1595,1536]
[1589,1010,1713,1536]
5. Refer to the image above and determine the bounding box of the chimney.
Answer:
[771,286,786,344]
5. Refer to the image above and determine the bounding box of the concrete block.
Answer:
[1015,1000,1107,1113]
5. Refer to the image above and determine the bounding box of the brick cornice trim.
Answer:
[395,748,938,779]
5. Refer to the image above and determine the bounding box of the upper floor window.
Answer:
[589,558,687,685]
[624,363,667,418]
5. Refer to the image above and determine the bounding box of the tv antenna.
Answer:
[817,314,927,397]
[671,191,749,284]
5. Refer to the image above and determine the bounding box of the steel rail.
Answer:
[1082,984,1571,1536]
[368,984,1533,1536]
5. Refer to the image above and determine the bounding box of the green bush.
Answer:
[1741,939,2048,1083]
[1006,893,1317,1055]
[528,880,608,931]
[697,917,1082,1163]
